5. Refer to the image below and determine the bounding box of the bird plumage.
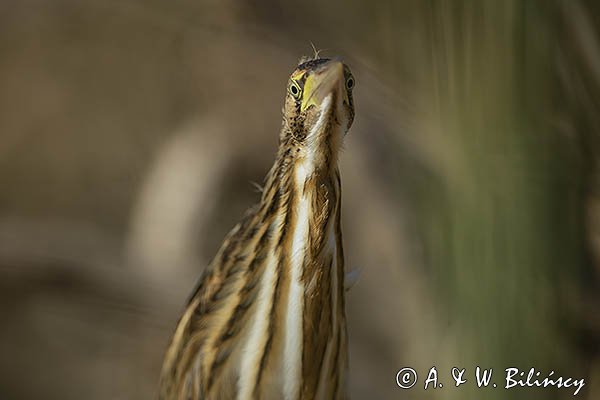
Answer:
[159,57,355,400]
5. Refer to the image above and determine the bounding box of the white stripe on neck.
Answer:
[283,95,332,399]
[238,217,281,400]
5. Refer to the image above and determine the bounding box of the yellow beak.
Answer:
[301,61,345,112]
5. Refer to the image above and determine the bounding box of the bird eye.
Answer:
[346,76,355,90]
[289,81,302,99]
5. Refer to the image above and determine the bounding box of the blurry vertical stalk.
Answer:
[413,1,589,399]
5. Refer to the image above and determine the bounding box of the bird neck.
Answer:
[278,116,343,182]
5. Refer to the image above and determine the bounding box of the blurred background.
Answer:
[0,0,599,399]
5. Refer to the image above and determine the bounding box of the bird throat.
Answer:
[295,95,343,177]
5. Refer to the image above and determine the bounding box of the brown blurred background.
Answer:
[1,1,599,399]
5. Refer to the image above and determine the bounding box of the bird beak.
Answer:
[301,61,345,112]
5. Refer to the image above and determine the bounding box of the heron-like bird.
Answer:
[158,57,356,400]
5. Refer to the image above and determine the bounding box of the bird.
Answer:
[158,56,356,400]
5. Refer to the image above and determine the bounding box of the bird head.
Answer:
[282,58,355,148]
